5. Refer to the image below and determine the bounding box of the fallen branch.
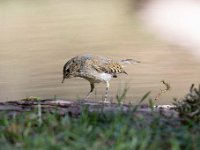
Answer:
[0,99,178,118]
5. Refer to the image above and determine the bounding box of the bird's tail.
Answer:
[120,59,140,65]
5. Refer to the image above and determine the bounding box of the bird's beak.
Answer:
[61,77,65,83]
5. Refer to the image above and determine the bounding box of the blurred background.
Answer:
[0,0,200,104]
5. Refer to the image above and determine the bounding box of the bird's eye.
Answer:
[66,69,70,73]
[65,69,70,76]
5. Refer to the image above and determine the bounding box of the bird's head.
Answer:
[61,61,73,83]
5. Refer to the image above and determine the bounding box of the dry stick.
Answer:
[154,80,170,101]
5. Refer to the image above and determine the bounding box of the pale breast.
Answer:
[98,73,112,82]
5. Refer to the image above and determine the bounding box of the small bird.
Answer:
[62,54,140,102]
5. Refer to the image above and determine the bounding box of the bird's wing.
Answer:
[91,60,127,75]
[84,55,127,75]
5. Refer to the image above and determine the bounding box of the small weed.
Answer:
[174,84,200,124]
[154,80,170,101]
[116,85,129,104]
[133,91,151,112]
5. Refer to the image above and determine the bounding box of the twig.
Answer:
[154,80,170,101]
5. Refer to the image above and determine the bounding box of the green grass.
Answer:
[1,84,200,150]
[0,107,200,150]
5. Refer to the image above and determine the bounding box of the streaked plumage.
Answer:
[62,54,140,102]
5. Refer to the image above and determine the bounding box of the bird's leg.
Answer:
[85,82,95,99]
[104,81,110,103]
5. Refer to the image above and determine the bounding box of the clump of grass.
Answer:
[0,107,200,150]
[174,84,200,124]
